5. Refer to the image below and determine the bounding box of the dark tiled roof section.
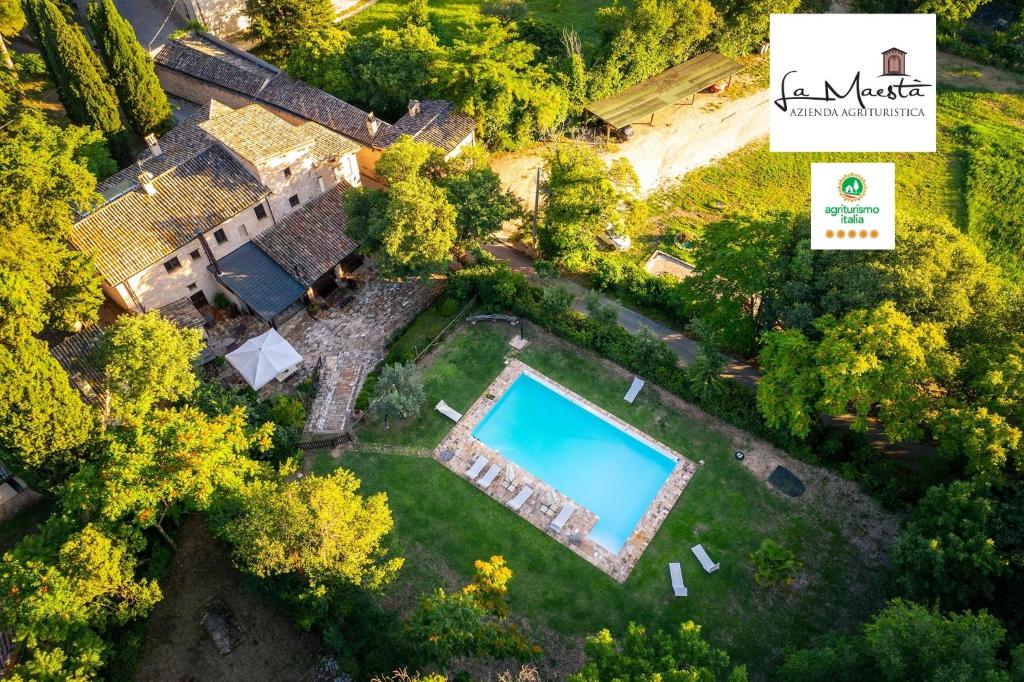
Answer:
[97,103,216,197]
[155,39,271,98]
[214,242,306,322]
[256,73,386,147]
[49,325,105,406]
[253,184,357,288]
[156,298,207,329]
[71,145,269,284]
[380,100,476,153]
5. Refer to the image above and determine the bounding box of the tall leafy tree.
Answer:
[244,0,334,58]
[91,311,203,424]
[60,407,270,548]
[217,468,403,591]
[892,481,1005,609]
[0,0,25,69]
[0,336,93,478]
[379,176,457,277]
[436,20,568,150]
[340,24,443,117]
[369,361,425,427]
[439,146,521,246]
[0,522,162,682]
[22,0,129,162]
[757,329,822,438]
[779,599,1014,682]
[569,621,747,681]
[87,0,171,136]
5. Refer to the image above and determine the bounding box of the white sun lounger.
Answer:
[669,562,688,597]
[465,455,488,480]
[548,502,577,533]
[435,400,463,422]
[691,544,720,573]
[624,376,645,404]
[476,464,502,488]
[507,486,534,511]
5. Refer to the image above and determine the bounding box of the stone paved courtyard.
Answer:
[277,268,439,434]
[435,359,697,582]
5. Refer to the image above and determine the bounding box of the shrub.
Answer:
[213,292,232,310]
[481,0,527,22]
[750,539,802,587]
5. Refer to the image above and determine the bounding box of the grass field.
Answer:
[323,324,892,677]
[341,0,609,52]
[646,89,1024,279]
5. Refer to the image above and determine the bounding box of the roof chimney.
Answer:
[144,133,163,158]
[138,171,157,196]
[366,112,379,138]
[407,99,421,118]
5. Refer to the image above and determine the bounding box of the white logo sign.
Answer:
[770,14,936,152]
[811,163,895,250]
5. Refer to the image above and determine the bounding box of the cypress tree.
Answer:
[87,0,171,136]
[22,0,130,162]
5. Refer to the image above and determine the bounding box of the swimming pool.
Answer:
[471,372,677,553]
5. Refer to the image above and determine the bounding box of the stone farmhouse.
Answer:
[71,100,365,326]
[70,32,476,328]
[152,32,477,186]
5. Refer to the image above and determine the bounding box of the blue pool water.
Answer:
[472,372,677,553]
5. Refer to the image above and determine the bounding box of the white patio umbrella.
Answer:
[225,328,303,390]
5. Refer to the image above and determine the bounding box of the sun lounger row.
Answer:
[668,544,720,597]
[465,455,577,533]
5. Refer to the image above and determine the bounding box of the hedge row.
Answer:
[448,257,926,508]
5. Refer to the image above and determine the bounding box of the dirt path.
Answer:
[491,87,769,205]
[937,51,1024,92]
[134,516,320,682]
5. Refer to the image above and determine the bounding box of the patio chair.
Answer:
[669,562,688,597]
[476,464,502,489]
[435,400,463,422]
[691,544,721,573]
[507,486,534,511]
[624,376,645,404]
[548,503,577,533]
[465,455,488,480]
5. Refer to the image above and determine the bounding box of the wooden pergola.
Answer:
[585,52,743,133]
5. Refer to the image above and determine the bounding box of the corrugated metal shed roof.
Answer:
[585,52,742,130]
[214,242,306,322]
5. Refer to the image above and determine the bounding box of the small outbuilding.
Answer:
[225,328,303,390]
[585,52,743,137]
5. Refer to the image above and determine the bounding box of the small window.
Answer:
[254,204,268,220]
[163,257,182,273]
[213,228,228,245]
[189,249,201,260]
[283,167,292,179]
[288,194,300,208]
[187,282,198,291]
[238,224,249,237]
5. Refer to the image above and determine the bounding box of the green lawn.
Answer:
[646,89,1024,278]
[341,0,609,52]
[321,325,891,676]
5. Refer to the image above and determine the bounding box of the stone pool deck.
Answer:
[433,359,697,582]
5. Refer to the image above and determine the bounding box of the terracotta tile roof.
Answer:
[381,100,477,153]
[256,73,385,147]
[49,325,105,406]
[154,38,273,98]
[156,298,207,329]
[97,103,217,198]
[253,184,357,287]
[199,103,314,165]
[301,121,361,162]
[71,145,268,284]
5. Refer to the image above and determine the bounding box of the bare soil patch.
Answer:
[133,516,321,682]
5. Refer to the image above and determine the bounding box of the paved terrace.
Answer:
[434,359,697,582]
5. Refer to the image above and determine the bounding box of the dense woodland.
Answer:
[0,0,1023,679]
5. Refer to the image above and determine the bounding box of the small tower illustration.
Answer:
[882,47,907,76]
